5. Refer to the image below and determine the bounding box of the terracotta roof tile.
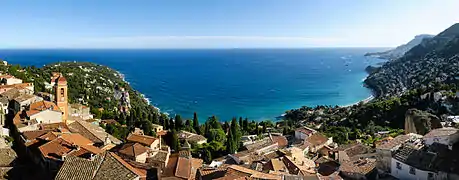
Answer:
[56,152,142,180]
[38,138,75,161]
[339,158,376,175]
[305,133,328,147]
[271,136,288,148]
[118,143,150,158]
[69,120,121,145]
[127,133,157,147]
[29,100,61,112]
[22,130,50,141]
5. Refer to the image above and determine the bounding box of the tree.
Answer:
[184,119,194,132]
[193,112,201,134]
[142,120,153,136]
[226,129,235,154]
[243,118,249,132]
[239,117,243,131]
[230,117,242,150]
[203,148,212,163]
[164,115,170,130]
[171,130,179,151]
[262,122,267,133]
[175,114,183,130]
[208,116,222,129]
[169,117,175,130]
[208,129,226,142]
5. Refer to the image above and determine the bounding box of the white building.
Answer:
[423,128,459,150]
[0,75,23,85]
[391,146,436,180]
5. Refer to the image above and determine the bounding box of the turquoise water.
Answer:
[0,48,386,121]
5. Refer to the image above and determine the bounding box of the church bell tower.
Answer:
[55,75,69,123]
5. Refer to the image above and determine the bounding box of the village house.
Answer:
[334,143,373,164]
[339,158,378,180]
[391,145,437,180]
[0,87,32,101]
[127,133,160,150]
[294,127,317,140]
[12,94,43,114]
[151,124,163,134]
[68,120,122,149]
[0,74,23,85]
[0,83,34,94]
[68,103,93,120]
[12,101,63,132]
[117,143,150,163]
[375,133,422,173]
[178,130,207,145]
[245,137,279,155]
[315,156,340,176]
[423,127,459,150]
[162,149,203,180]
[55,151,146,180]
[303,133,333,153]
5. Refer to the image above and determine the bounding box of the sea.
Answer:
[0,48,387,122]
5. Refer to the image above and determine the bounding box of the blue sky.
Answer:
[0,0,458,48]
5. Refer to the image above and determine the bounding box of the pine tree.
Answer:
[262,122,267,133]
[255,122,260,135]
[238,117,243,132]
[175,114,183,130]
[193,112,201,134]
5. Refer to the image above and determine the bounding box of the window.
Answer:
[396,162,402,170]
[60,88,65,97]
[409,167,416,175]
[428,173,434,180]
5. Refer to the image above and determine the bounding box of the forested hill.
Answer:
[365,23,459,98]
[0,61,158,120]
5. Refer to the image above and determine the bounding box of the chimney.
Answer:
[62,153,67,161]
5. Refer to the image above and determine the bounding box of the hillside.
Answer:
[0,61,159,120]
[365,34,434,60]
[365,23,459,97]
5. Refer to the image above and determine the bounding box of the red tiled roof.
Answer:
[175,157,191,179]
[271,136,288,148]
[30,100,61,112]
[118,143,150,158]
[305,133,328,147]
[295,127,315,135]
[127,133,157,147]
[22,130,50,141]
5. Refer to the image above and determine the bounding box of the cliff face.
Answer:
[404,108,442,135]
[365,23,459,97]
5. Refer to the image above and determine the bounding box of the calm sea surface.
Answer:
[0,49,386,121]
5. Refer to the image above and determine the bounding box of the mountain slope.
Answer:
[365,23,459,97]
[365,34,434,60]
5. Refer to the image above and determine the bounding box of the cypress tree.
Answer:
[230,117,241,149]
[171,130,179,151]
[169,117,175,130]
[175,114,183,130]
[193,112,201,134]
[226,128,235,154]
